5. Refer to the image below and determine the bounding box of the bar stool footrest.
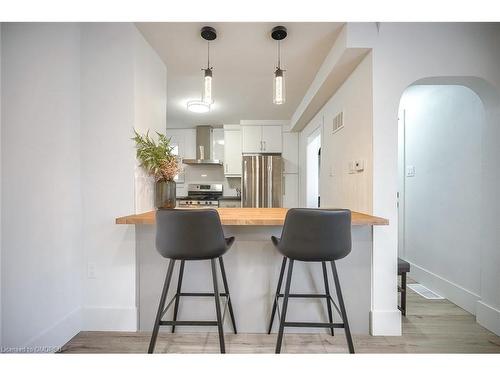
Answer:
[283,322,345,329]
[179,292,229,297]
[159,320,219,326]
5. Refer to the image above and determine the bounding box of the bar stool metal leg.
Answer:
[148,259,176,353]
[218,257,237,334]
[401,272,407,316]
[322,262,335,336]
[275,259,294,354]
[211,259,226,353]
[171,260,185,333]
[330,261,355,353]
[268,257,287,334]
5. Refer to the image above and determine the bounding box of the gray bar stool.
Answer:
[267,208,355,354]
[148,209,237,354]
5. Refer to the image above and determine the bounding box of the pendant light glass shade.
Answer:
[203,68,213,104]
[273,68,285,105]
[187,100,210,113]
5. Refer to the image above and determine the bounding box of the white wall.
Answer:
[299,54,373,214]
[349,22,500,335]
[305,130,321,208]
[134,31,168,213]
[400,85,483,311]
[80,23,167,331]
[1,23,83,349]
[0,23,166,350]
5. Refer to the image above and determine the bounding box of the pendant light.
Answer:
[271,26,287,105]
[187,26,216,113]
[201,26,216,105]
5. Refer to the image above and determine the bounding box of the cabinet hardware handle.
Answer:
[263,141,266,151]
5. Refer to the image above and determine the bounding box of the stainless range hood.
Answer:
[183,126,223,165]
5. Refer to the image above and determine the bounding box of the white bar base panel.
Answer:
[369,310,402,336]
[135,224,395,335]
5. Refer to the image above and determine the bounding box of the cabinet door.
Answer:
[262,125,282,153]
[282,173,299,208]
[212,128,225,162]
[282,132,298,173]
[241,126,262,153]
[224,129,242,176]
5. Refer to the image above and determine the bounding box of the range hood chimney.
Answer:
[182,126,223,165]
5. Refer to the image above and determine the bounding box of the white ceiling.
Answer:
[135,22,344,128]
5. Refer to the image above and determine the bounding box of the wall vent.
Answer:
[332,111,344,134]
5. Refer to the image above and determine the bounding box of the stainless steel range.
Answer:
[177,184,223,208]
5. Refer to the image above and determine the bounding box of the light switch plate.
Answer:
[406,165,416,177]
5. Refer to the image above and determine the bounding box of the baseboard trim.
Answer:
[369,309,401,336]
[14,307,82,353]
[476,301,500,336]
[83,306,137,331]
[408,261,480,314]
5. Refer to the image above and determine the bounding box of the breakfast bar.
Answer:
[116,208,388,335]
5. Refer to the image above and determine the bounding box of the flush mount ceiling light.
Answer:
[271,26,287,105]
[201,26,216,105]
[187,99,211,113]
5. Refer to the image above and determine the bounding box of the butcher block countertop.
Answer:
[115,208,388,226]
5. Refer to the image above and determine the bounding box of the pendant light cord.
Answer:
[277,40,281,69]
[207,41,210,69]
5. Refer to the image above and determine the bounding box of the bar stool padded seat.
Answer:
[398,258,410,274]
[156,209,234,260]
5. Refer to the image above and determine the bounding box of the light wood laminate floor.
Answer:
[60,285,500,353]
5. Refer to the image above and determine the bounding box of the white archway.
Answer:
[396,76,500,333]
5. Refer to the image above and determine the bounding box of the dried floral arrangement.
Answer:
[132,129,181,182]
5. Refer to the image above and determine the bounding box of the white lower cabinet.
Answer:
[282,173,299,208]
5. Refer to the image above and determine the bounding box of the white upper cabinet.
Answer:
[223,125,242,176]
[261,125,282,153]
[241,125,262,153]
[212,128,225,162]
[282,131,299,173]
[241,125,282,153]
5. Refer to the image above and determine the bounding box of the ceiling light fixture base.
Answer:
[271,26,287,41]
[201,26,217,41]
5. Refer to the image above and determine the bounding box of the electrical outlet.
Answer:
[406,165,416,177]
[87,262,97,279]
[354,160,365,172]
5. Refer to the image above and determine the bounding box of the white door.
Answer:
[282,173,299,208]
[261,125,282,153]
[241,126,262,153]
[282,131,298,173]
[224,129,242,176]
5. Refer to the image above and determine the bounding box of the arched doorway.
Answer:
[397,76,500,337]
[398,84,485,313]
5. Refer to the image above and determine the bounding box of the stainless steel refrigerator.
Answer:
[242,154,282,208]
